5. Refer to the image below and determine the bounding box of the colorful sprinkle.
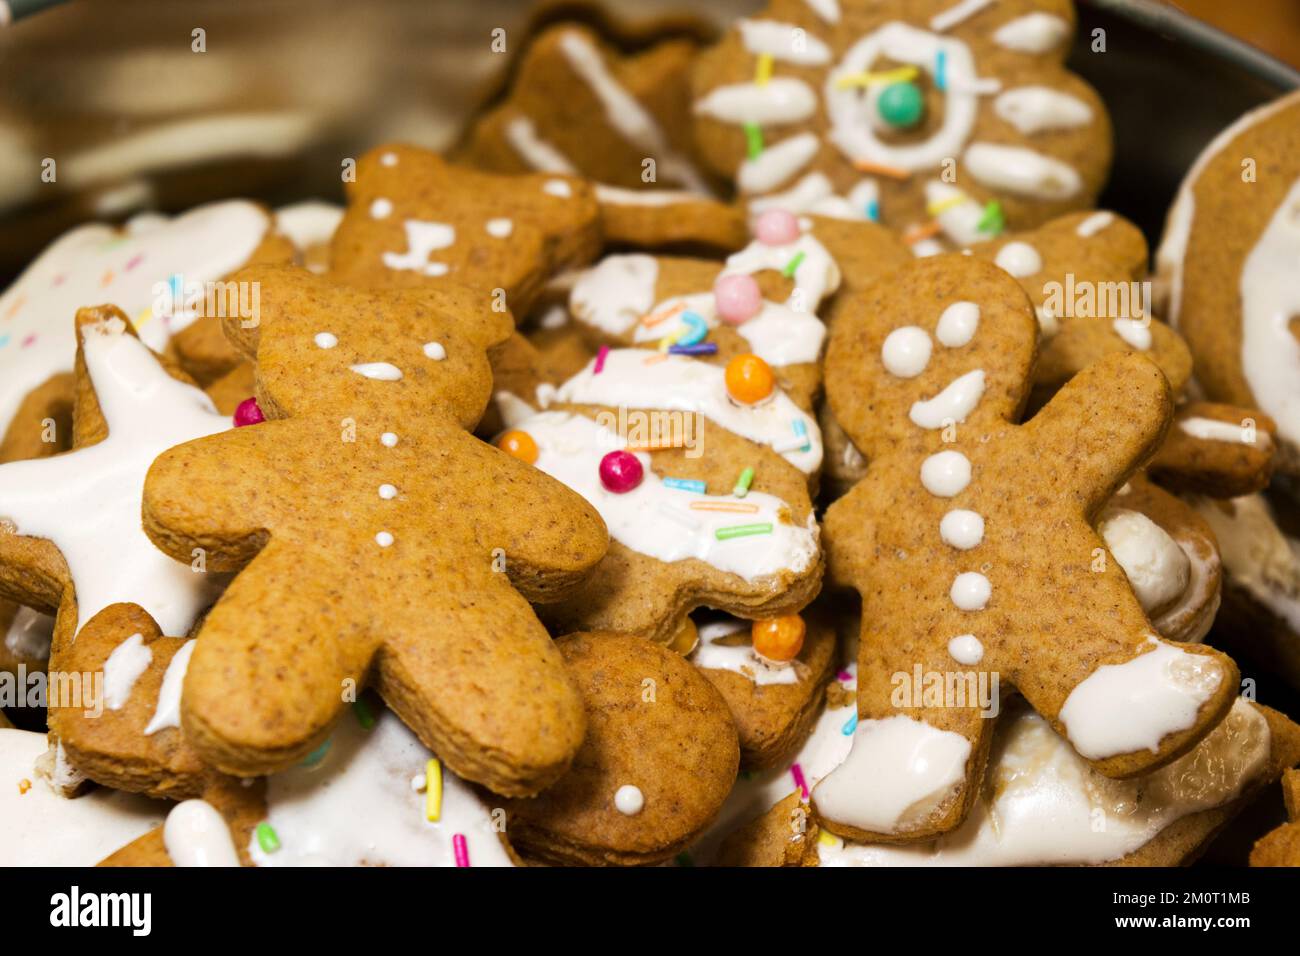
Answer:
[733,466,755,498]
[676,311,709,347]
[453,833,470,867]
[124,253,144,272]
[903,221,944,245]
[20,334,36,349]
[255,822,281,854]
[817,829,841,848]
[833,66,919,89]
[668,343,718,356]
[743,122,764,160]
[641,302,687,328]
[642,352,669,366]
[0,336,8,350]
[790,763,809,799]
[853,159,912,180]
[593,344,609,374]
[866,198,880,222]
[755,52,774,87]
[715,522,773,541]
[842,712,859,735]
[352,698,375,729]
[927,193,969,216]
[977,200,1005,235]
[301,739,331,766]
[780,251,806,279]
[5,294,26,319]
[935,49,948,91]
[689,501,759,514]
[100,270,114,287]
[424,758,443,822]
[663,477,707,494]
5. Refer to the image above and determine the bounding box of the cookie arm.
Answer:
[821,480,877,590]
[1147,402,1277,497]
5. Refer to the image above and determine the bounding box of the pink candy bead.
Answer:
[713,274,762,325]
[754,208,800,246]
[234,397,264,427]
[599,450,643,494]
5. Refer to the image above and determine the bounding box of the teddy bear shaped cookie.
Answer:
[813,253,1240,843]
[139,263,610,797]
[691,0,1110,243]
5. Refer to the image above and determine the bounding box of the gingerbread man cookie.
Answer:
[140,264,608,796]
[330,145,601,317]
[1251,770,1300,867]
[691,0,1110,243]
[814,254,1239,842]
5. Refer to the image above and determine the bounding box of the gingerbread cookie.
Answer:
[1148,402,1277,498]
[595,185,750,253]
[1155,88,1300,475]
[501,631,739,866]
[273,200,344,274]
[330,145,601,317]
[691,0,1110,242]
[816,254,1239,842]
[1251,770,1300,867]
[140,264,608,796]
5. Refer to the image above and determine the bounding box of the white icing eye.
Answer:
[543,180,572,198]
[380,152,399,167]
[370,198,393,220]
[485,218,513,238]
[993,241,1042,277]
[378,484,397,500]
[881,326,932,378]
[935,302,979,347]
[423,342,446,360]
[375,531,394,547]
[314,332,338,349]
[380,432,398,447]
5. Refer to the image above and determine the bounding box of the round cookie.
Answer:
[501,631,740,866]
[1155,88,1300,475]
[690,0,1111,242]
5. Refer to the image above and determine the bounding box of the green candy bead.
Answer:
[878,81,924,128]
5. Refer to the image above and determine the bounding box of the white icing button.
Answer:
[370,198,393,220]
[380,432,398,447]
[375,532,394,548]
[947,634,985,666]
[994,241,1042,278]
[950,571,991,610]
[920,450,971,497]
[423,342,446,360]
[614,784,644,816]
[314,332,338,349]
[935,302,980,347]
[378,484,397,500]
[881,326,932,378]
[940,509,985,550]
[380,152,399,167]
[543,179,572,198]
[486,218,514,238]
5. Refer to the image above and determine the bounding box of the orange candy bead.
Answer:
[496,429,538,465]
[725,353,775,405]
[752,615,805,663]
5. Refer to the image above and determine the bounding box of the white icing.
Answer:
[164,799,240,867]
[1099,509,1190,615]
[947,634,984,665]
[752,173,880,222]
[1076,211,1115,237]
[991,12,1070,54]
[692,617,800,686]
[369,198,393,220]
[1179,416,1264,445]
[738,132,820,194]
[555,350,823,474]
[614,784,645,815]
[1240,176,1300,449]
[925,181,986,246]
[485,218,513,238]
[504,116,578,174]
[1193,494,1300,632]
[381,220,454,277]
[493,391,538,429]
[518,412,818,581]
[544,179,573,199]
[378,484,398,500]
[909,370,985,428]
[920,450,971,497]
[375,531,394,548]
[249,709,512,867]
[1112,318,1152,350]
[557,32,709,193]
[422,342,446,361]
[940,509,984,550]
[994,86,1092,134]
[694,78,818,126]
[0,728,164,865]
[102,633,152,711]
[629,291,826,368]
[881,326,932,378]
[350,362,403,381]
[143,639,195,736]
[936,301,980,346]
[803,0,840,25]
[930,0,997,32]
[813,714,972,833]
[314,332,338,349]
[273,201,343,252]
[0,201,267,436]
[964,142,1083,200]
[722,230,841,313]
[570,254,659,336]
[738,19,832,66]
[993,240,1042,277]
[950,571,991,610]
[0,322,229,636]
[380,432,398,447]
[594,185,698,207]
[1059,637,1223,759]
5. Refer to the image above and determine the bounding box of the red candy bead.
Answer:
[599,450,643,493]
[234,397,264,427]
[754,209,800,246]
[713,274,762,325]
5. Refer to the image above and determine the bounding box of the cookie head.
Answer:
[232,263,511,429]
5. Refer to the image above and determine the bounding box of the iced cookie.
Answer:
[1155,88,1300,475]
[460,24,714,194]
[596,185,750,253]
[1251,770,1300,867]
[691,0,1110,242]
[1148,403,1277,498]
[501,631,739,866]
[140,264,607,796]
[816,254,1238,842]
[330,145,601,317]
[274,200,344,274]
